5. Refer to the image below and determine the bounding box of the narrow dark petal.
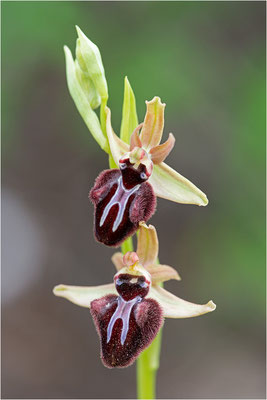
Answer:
[90,295,163,368]
[89,168,156,247]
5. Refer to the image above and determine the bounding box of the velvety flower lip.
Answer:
[105,97,209,206]
[53,223,216,368]
[89,165,156,247]
[55,260,164,368]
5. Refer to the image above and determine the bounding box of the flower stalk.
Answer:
[137,327,162,399]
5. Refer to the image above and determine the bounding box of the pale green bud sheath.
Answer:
[75,26,109,140]
[64,45,109,153]
[75,26,108,101]
[74,58,101,110]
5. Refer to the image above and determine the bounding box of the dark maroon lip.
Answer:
[89,168,156,247]
[88,155,160,369]
[90,290,164,368]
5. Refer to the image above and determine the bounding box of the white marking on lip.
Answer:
[99,177,140,232]
[107,296,141,345]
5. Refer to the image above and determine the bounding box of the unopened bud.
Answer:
[76,26,108,101]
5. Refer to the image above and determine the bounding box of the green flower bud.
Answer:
[75,59,101,110]
[64,45,108,153]
[75,26,108,101]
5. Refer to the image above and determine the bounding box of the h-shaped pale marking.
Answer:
[107,296,141,345]
[100,177,140,232]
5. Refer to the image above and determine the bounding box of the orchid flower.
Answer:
[89,97,208,247]
[53,222,216,369]
[89,152,156,247]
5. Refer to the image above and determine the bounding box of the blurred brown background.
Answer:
[2,1,266,399]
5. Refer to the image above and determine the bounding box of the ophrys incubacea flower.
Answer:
[90,97,208,247]
[53,223,216,368]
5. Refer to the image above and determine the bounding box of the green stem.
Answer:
[121,236,134,253]
[137,327,163,399]
[136,257,163,400]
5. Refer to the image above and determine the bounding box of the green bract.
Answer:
[120,77,139,144]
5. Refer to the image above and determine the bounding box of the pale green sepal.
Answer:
[76,26,108,101]
[149,286,216,318]
[106,106,129,166]
[64,45,109,153]
[53,283,116,308]
[147,264,181,284]
[150,162,209,206]
[120,76,138,144]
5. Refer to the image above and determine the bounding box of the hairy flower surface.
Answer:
[53,223,216,368]
[90,263,163,368]
[89,164,156,247]
[90,97,208,247]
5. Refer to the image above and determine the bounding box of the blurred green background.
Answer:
[2,1,265,399]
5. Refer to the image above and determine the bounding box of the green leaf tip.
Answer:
[120,76,138,144]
